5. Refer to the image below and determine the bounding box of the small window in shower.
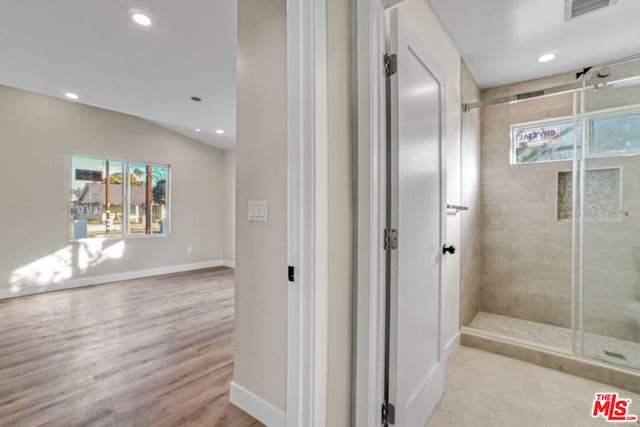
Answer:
[557,168,622,221]
[511,120,580,165]
[591,113,640,156]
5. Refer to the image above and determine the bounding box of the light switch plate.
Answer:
[248,200,269,222]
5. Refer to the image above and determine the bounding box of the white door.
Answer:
[385,8,445,427]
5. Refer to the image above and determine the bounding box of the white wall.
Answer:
[396,0,462,352]
[223,149,236,266]
[0,84,227,297]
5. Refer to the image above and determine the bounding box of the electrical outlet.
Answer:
[187,246,193,253]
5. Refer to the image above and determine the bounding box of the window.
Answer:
[70,156,124,239]
[128,163,169,235]
[591,113,640,155]
[70,156,169,240]
[511,109,640,164]
[511,120,579,164]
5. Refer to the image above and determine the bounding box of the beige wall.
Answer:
[396,0,463,349]
[0,85,226,295]
[460,60,483,327]
[480,93,575,327]
[326,0,356,424]
[234,0,358,422]
[223,149,236,264]
[234,0,288,411]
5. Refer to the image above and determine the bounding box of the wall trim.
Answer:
[230,381,287,427]
[222,260,236,268]
[286,0,329,425]
[444,332,460,359]
[1,259,225,300]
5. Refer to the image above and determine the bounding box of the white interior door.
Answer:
[385,8,445,427]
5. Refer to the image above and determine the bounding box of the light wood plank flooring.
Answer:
[0,267,262,427]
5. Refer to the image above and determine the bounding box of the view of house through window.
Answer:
[70,156,169,239]
[70,156,124,239]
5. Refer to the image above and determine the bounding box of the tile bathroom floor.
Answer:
[426,346,640,427]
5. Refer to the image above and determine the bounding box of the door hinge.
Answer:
[384,228,398,250]
[384,53,397,78]
[288,265,295,282]
[382,401,396,425]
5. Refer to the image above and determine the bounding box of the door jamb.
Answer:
[354,0,390,425]
[355,1,449,426]
[286,0,329,426]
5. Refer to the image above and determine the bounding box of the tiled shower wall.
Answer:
[480,93,575,328]
[477,80,640,343]
[460,60,483,326]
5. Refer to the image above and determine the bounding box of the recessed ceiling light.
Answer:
[132,13,151,26]
[195,128,201,132]
[216,129,224,135]
[538,53,556,63]
[191,96,202,102]
[65,92,79,100]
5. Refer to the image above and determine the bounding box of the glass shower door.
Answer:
[579,78,640,371]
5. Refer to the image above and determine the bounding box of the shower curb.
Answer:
[460,327,640,395]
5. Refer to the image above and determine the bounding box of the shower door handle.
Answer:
[442,244,456,255]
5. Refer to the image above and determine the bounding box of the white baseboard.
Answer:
[230,381,286,427]
[445,332,461,359]
[222,259,236,268]
[1,260,224,300]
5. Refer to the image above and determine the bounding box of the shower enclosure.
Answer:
[466,60,640,373]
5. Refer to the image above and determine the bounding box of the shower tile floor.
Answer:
[469,312,640,371]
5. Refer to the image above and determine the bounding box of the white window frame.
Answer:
[69,155,126,241]
[69,155,171,241]
[124,161,171,239]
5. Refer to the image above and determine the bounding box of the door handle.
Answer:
[442,245,456,255]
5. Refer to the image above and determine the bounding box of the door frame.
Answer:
[286,0,329,426]
[354,0,394,425]
[355,1,448,425]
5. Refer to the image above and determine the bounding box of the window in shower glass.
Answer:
[511,120,580,164]
[590,112,640,156]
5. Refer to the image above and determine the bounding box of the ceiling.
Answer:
[0,0,236,149]
[428,0,640,88]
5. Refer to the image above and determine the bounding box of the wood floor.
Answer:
[0,267,262,427]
